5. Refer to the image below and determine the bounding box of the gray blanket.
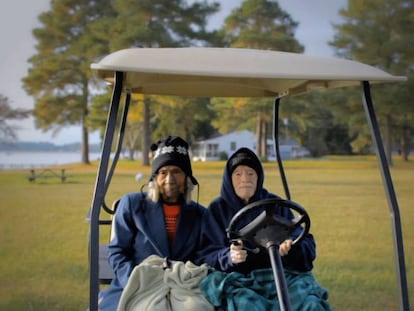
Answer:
[117,255,214,311]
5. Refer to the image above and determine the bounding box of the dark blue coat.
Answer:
[99,192,205,311]
[195,148,316,274]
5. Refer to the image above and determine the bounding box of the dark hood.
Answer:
[220,147,266,211]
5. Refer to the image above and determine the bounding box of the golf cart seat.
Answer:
[98,199,120,284]
[99,245,113,284]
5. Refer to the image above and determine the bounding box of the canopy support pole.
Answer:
[273,97,291,200]
[101,91,131,215]
[361,81,410,311]
[88,71,124,311]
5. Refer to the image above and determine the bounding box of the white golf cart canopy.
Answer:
[88,48,409,311]
[91,47,405,97]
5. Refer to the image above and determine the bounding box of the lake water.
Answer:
[0,151,103,169]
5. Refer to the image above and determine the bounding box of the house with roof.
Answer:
[191,130,309,161]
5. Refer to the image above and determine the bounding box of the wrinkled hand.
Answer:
[230,240,248,264]
[279,239,292,256]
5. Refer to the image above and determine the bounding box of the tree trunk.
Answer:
[385,114,393,166]
[142,97,150,166]
[401,125,409,161]
[128,147,134,161]
[81,119,90,164]
[261,119,268,159]
[256,113,262,156]
[81,85,90,164]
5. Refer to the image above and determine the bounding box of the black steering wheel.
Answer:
[227,198,311,250]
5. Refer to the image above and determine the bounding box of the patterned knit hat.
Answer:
[150,135,198,185]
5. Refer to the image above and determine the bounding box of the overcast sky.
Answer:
[0,0,346,145]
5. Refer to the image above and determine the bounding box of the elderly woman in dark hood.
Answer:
[195,147,315,273]
[195,148,332,311]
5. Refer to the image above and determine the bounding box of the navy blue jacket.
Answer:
[195,148,316,274]
[99,192,205,311]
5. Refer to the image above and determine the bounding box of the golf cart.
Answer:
[87,47,410,311]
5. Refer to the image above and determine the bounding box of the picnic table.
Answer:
[27,168,68,183]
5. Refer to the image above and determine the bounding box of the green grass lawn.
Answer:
[0,156,413,310]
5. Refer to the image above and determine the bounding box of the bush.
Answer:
[219,151,228,160]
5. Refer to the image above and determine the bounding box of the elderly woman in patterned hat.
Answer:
[99,136,212,311]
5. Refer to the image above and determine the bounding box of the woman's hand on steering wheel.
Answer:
[279,239,293,256]
[230,239,248,264]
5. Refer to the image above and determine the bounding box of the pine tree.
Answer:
[330,0,414,162]
[215,0,304,158]
[94,0,220,165]
[23,0,116,164]
[0,94,31,143]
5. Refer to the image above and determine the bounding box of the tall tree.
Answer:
[91,0,220,165]
[265,88,356,157]
[23,0,116,164]
[150,96,216,147]
[0,95,31,143]
[330,0,414,163]
[123,94,146,161]
[217,0,304,158]
[107,0,220,50]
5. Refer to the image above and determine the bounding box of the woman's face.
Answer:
[231,165,258,203]
[156,165,186,203]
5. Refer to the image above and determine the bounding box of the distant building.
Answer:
[192,130,309,161]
